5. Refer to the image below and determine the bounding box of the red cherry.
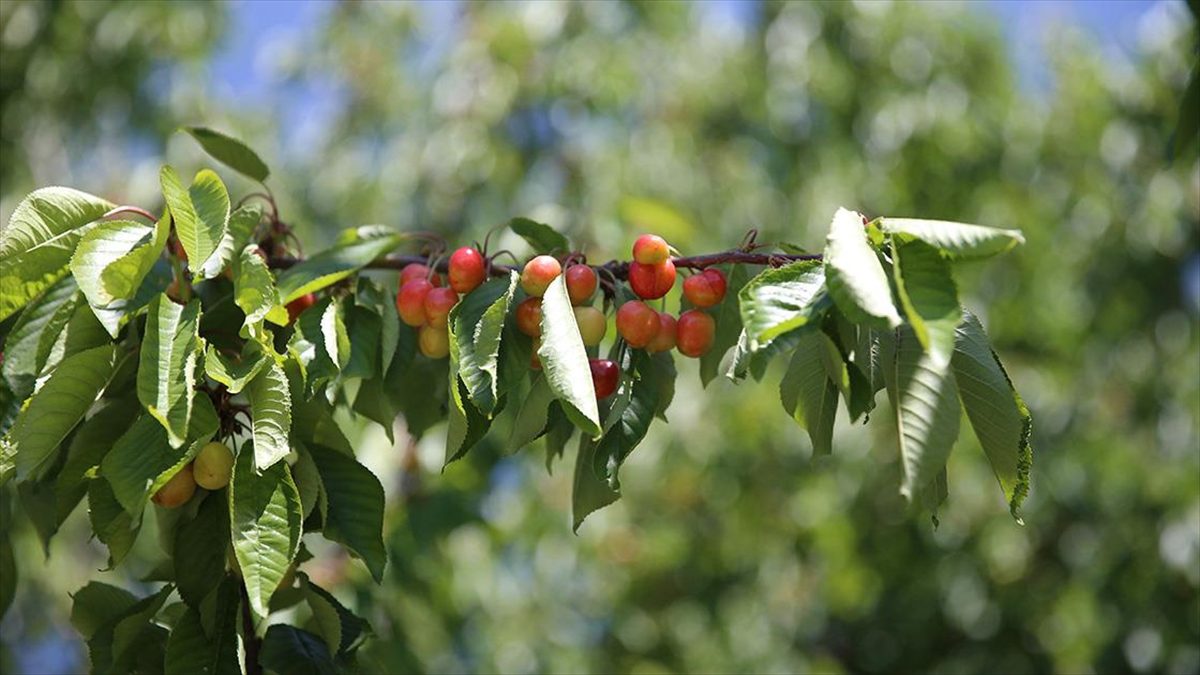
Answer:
[682,269,727,308]
[286,293,317,324]
[397,279,433,327]
[646,312,677,353]
[423,287,459,329]
[400,263,443,288]
[589,358,619,400]
[520,255,562,297]
[448,247,486,294]
[515,297,543,337]
[632,234,670,265]
[615,300,660,348]
[628,260,676,300]
[565,265,598,305]
[676,309,715,357]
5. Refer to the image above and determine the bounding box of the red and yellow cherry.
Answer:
[616,300,660,348]
[676,309,716,357]
[418,325,450,359]
[286,293,317,324]
[397,279,434,327]
[589,358,619,400]
[520,255,561,297]
[423,287,459,329]
[628,260,676,300]
[194,441,234,490]
[682,269,727,308]
[646,312,678,353]
[574,306,606,346]
[632,234,670,265]
[530,337,542,370]
[565,264,598,305]
[152,464,197,508]
[448,247,486,294]
[400,263,442,288]
[515,297,543,337]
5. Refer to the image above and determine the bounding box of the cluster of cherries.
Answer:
[393,235,724,402]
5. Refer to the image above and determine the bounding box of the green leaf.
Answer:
[71,581,138,639]
[164,579,241,675]
[509,375,557,451]
[0,496,14,620]
[543,404,576,473]
[738,260,831,350]
[572,435,619,531]
[890,238,960,364]
[247,360,292,471]
[444,376,491,466]
[138,296,203,447]
[881,218,1025,260]
[104,584,174,671]
[69,214,167,337]
[509,217,569,254]
[538,275,601,436]
[893,326,961,501]
[596,352,661,483]
[2,276,77,400]
[0,187,114,322]
[699,264,749,386]
[182,126,271,183]
[39,292,113,373]
[230,442,302,620]
[276,230,406,304]
[13,344,117,480]
[234,244,286,332]
[306,443,387,582]
[55,398,138,524]
[204,341,270,394]
[342,305,380,380]
[199,204,265,281]
[295,298,349,390]
[87,477,142,568]
[824,207,903,329]
[174,491,231,608]
[160,166,231,279]
[779,331,839,456]
[952,310,1032,522]
[450,273,517,416]
[260,625,339,675]
[301,574,370,656]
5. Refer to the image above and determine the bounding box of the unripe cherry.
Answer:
[628,260,676,300]
[616,300,660,348]
[574,306,607,346]
[194,441,234,490]
[423,287,459,329]
[152,464,197,508]
[397,279,433,327]
[565,265,598,305]
[286,293,317,324]
[400,263,442,288]
[418,325,450,359]
[515,297,543,337]
[448,247,487,294]
[676,309,716,357]
[520,255,562,297]
[646,312,678,353]
[589,359,619,400]
[682,269,727,308]
[632,234,670,265]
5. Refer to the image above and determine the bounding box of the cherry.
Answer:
[646,312,678,353]
[448,247,486,294]
[165,278,186,304]
[676,309,716,357]
[423,287,459,329]
[565,264,598,305]
[400,263,442,288]
[286,293,317,324]
[194,441,234,490]
[152,464,197,508]
[515,297,543,337]
[616,300,660,348]
[589,358,619,400]
[520,255,562,297]
[628,260,676,300]
[682,269,727,308]
[397,279,433,327]
[574,306,607,346]
[418,325,450,359]
[632,234,670,265]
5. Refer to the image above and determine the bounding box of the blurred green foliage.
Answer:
[1,1,1198,674]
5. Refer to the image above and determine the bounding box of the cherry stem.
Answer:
[104,205,157,222]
